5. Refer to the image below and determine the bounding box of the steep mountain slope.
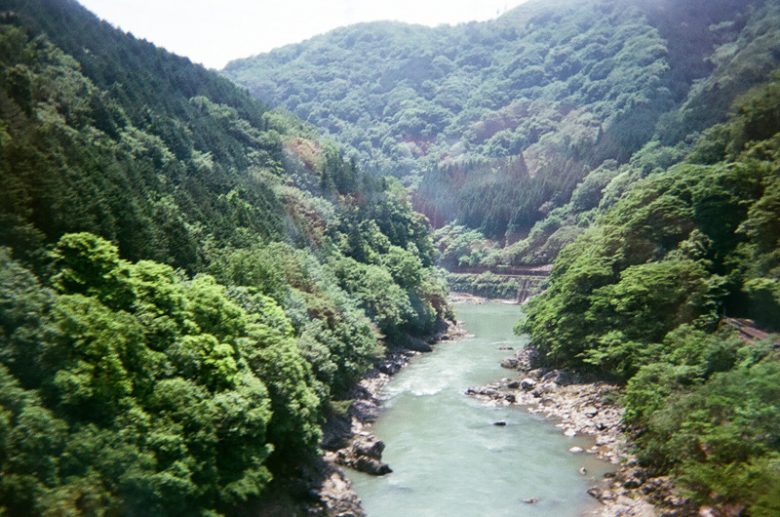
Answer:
[223,0,774,247]
[522,69,780,516]
[0,0,448,514]
[502,0,780,265]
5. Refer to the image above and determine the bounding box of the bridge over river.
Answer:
[446,264,552,303]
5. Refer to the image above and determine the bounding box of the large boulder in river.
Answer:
[353,437,385,459]
[335,434,393,476]
[355,457,392,476]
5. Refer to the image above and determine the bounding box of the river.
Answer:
[347,301,612,516]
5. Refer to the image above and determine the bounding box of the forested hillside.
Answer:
[3,0,780,514]
[522,67,780,516]
[0,0,449,514]
[224,0,780,261]
[223,0,780,512]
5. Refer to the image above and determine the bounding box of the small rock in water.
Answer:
[493,420,507,426]
[564,429,577,437]
[523,497,539,504]
[587,487,603,500]
[569,446,584,454]
[578,467,588,476]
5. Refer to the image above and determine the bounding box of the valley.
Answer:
[0,0,779,515]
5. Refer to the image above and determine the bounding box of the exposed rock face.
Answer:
[321,410,354,451]
[354,456,392,476]
[334,435,393,476]
[317,463,367,517]
[313,350,412,515]
[353,436,385,459]
[377,355,406,375]
[540,368,577,386]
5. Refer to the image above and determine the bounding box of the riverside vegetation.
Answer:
[0,0,449,514]
[521,71,780,515]
[1,0,779,515]
[226,0,780,514]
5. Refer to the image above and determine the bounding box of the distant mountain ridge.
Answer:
[224,0,778,260]
[224,1,780,512]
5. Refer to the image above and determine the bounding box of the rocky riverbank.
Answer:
[467,347,705,517]
[311,321,470,516]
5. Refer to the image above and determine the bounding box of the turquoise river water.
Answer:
[348,301,612,517]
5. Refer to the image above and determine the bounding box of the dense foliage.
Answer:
[223,0,776,249]
[1,236,285,514]
[432,223,498,269]
[0,1,448,514]
[522,73,780,512]
[445,273,521,300]
[3,0,779,514]
[503,0,780,266]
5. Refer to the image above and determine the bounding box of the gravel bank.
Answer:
[467,347,702,517]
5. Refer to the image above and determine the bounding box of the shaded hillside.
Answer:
[223,0,773,244]
[0,0,448,514]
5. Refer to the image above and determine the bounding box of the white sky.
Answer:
[77,0,530,69]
